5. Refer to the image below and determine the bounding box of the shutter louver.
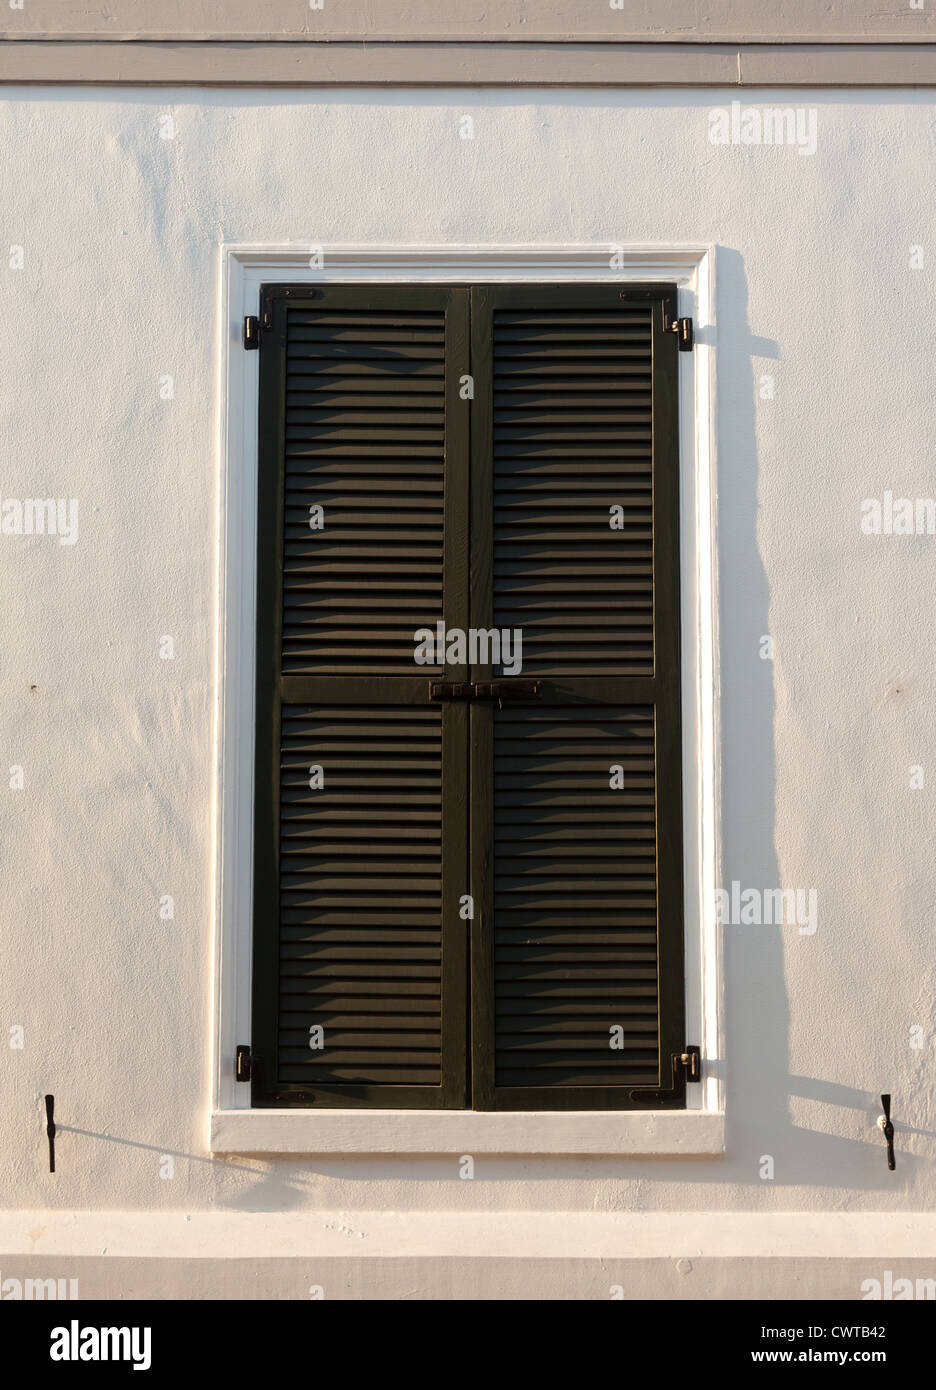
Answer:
[470,285,686,1110]
[252,285,469,1108]
[283,307,446,675]
[278,705,443,1086]
[492,707,659,1088]
[491,306,653,676]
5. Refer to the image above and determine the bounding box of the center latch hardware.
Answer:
[429,680,543,708]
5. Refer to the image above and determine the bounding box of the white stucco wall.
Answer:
[1,86,935,1297]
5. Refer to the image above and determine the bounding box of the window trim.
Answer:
[210,244,722,1154]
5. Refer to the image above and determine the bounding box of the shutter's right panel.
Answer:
[470,284,686,1111]
[492,705,660,1090]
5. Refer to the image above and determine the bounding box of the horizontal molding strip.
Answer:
[4,35,936,46]
[0,1210,933,1261]
[1,1,934,44]
[3,42,936,86]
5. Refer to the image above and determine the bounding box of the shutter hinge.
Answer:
[628,1046,701,1103]
[243,315,261,350]
[235,1044,253,1082]
[662,306,694,351]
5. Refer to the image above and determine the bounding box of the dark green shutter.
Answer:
[469,285,686,1110]
[251,285,470,1107]
[251,281,686,1112]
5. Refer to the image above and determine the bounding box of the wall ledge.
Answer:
[0,1210,933,1262]
[209,1108,726,1156]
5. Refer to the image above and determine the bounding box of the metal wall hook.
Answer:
[878,1094,895,1171]
[44,1095,56,1173]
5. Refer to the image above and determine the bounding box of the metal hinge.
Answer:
[243,315,261,350]
[235,1044,253,1082]
[662,306,694,351]
[628,1046,701,1103]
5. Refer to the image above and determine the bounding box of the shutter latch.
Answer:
[243,315,261,350]
[235,1045,253,1082]
[45,1094,56,1173]
[472,680,543,707]
[662,306,694,351]
[429,680,542,706]
[429,681,471,701]
[878,1094,896,1171]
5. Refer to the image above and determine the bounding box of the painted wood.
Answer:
[2,1,933,44]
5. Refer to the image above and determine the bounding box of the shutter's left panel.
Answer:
[251,285,469,1108]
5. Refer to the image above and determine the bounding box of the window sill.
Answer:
[209,1108,725,1156]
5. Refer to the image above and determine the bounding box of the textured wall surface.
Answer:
[1,88,934,1292]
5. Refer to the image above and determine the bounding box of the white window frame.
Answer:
[209,244,723,1155]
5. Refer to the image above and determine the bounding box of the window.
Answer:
[248,282,686,1111]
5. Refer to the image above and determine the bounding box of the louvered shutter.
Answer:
[469,284,686,1110]
[251,285,470,1108]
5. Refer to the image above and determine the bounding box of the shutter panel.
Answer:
[277,705,444,1086]
[281,303,446,675]
[252,285,469,1108]
[469,285,686,1110]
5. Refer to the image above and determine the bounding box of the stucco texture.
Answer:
[1,89,935,1238]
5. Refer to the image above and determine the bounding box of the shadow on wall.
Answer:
[715,243,788,1184]
[714,245,917,1193]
